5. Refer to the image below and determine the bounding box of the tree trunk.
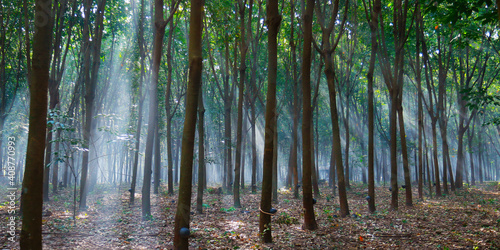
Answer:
[397,102,412,206]
[289,0,300,199]
[241,110,247,190]
[315,0,349,217]
[165,1,176,195]
[173,0,204,247]
[79,0,106,211]
[154,118,161,194]
[143,0,172,219]
[364,0,380,212]
[52,131,60,194]
[130,0,146,204]
[224,40,232,194]
[43,130,52,201]
[311,116,320,197]
[389,90,399,209]
[20,0,53,246]
[251,103,257,193]
[130,91,144,204]
[234,0,251,208]
[259,0,281,242]
[344,107,350,188]
[417,74,424,199]
[196,92,205,214]
[300,0,318,230]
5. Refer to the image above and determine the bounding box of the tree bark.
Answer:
[363,0,380,212]
[143,0,174,219]
[173,0,204,247]
[79,0,106,211]
[129,0,146,205]
[289,0,300,199]
[196,92,205,214]
[315,0,350,218]
[20,0,53,247]
[259,0,281,242]
[416,11,424,200]
[301,0,318,230]
[234,0,251,208]
[154,118,161,194]
[251,103,257,193]
[397,101,412,206]
[166,14,175,195]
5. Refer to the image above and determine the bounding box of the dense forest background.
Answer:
[1,0,500,248]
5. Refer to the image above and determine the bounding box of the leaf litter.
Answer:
[0,182,499,249]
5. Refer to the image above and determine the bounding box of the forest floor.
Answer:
[1,182,499,249]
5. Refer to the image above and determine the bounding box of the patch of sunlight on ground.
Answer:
[227,220,246,231]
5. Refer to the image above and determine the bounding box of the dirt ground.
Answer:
[1,182,499,249]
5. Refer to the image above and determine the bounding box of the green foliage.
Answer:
[460,87,500,125]
[275,212,299,225]
[220,206,236,213]
[424,0,497,26]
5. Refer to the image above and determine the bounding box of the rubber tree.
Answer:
[301,0,318,230]
[196,91,205,214]
[20,0,53,247]
[375,0,412,210]
[362,0,381,212]
[173,0,204,247]
[288,0,300,199]
[129,0,146,205]
[234,0,253,208]
[314,0,350,217]
[79,0,106,211]
[259,0,280,243]
[142,0,180,220]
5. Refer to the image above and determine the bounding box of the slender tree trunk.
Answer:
[224,40,232,193]
[315,0,349,217]
[52,131,60,194]
[130,0,146,204]
[20,0,53,246]
[364,0,380,212]
[415,3,424,200]
[290,0,300,199]
[79,0,106,211]
[431,119,442,196]
[130,92,144,204]
[43,130,52,201]
[79,0,92,211]
[418,95,424,199]
[241,110,247,189]
[469,117,478,185]
[397,102,412,206]
[251,103,257,193]
[301,0,318,230]
[389,91,399,209]
[234,0,251,208]
[154,119,161,194]
[259,0,280,242]
[173,0,204,247]
[311,117,320,197]
[166,3,175,195]
[196,92,205,214]
[143,0,174,219]
[344,109,350,188]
